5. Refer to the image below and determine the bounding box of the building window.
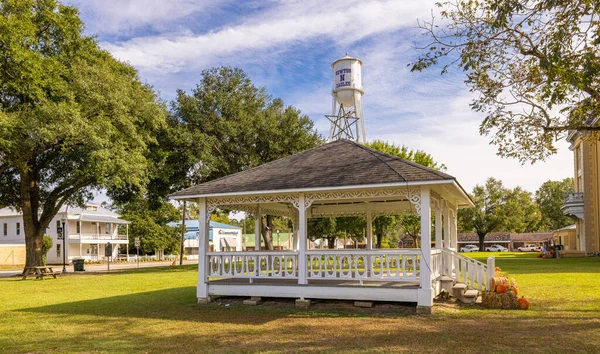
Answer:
[105,223,111,234]
[3,223,6,236]
[76,221,81,233]
[56,244,61,258]
[16,222,20,236]
[56,220,61,231]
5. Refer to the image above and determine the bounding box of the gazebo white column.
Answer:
[255,205,262,251]
[293,212,299,251]
[451,208,458,250]
[297,193,308,285]
[197,197,210,303]
[443,203,451,249]
[417,187,433,312]
[366,208,373,273]
[451,208,459,275]
[366,209,373,249]
[434,205,442,250]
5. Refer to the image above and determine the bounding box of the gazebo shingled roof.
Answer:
[170,139,457,198]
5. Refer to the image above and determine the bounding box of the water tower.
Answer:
[327,53,365,143]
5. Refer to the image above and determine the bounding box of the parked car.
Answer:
[518,244,541,252]
[460,245,479,252]
[485,245,508,252]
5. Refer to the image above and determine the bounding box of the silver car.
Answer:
[485,245,508,252]
[460,245,479,252]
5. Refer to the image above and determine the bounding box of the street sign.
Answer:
[134,238,140,247]
[105,242,112,257]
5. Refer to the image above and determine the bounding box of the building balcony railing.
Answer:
[562,192,584,219]
[68,234,128,242]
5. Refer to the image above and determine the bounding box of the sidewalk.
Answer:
[0,259,197,278]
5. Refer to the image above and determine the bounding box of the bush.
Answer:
[41,235,53,265]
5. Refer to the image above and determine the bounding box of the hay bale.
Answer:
[489,276,508,291]
[481,291,518,309]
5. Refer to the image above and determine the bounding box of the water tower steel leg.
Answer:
[329,98,337,142]
[358,94,366,144]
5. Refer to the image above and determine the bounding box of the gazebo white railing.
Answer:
[208,251,298,279]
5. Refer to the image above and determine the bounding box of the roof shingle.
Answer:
[170,139,455,198]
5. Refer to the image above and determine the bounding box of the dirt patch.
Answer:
[210,296,417,315]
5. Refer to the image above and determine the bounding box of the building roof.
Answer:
[170,139,457,198]
[553,224,576,232]
[0,203,123,220]
[510,233,553,242]
[458,233,512,243]
[79,215,130,224]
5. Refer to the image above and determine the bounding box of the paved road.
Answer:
[0,260,197,278]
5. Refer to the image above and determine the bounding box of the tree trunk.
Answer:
[261,215,274,250]
[21,170,42,267]
[24,220,45,267]
[376,232,383,248]
[327,236,336,249]
[478,232,486,251]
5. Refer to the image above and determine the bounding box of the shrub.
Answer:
[41,235,53,265]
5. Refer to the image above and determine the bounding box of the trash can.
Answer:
[72,258,85,271]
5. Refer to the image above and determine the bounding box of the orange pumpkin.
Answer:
[496,284,508,293]
[511,287,519,296]
[518,296,530,310]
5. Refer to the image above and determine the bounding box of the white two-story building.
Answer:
[0,203,129,265]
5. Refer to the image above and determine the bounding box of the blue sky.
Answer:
[67,0,573,196]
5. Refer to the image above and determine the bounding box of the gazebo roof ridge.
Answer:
[170,139,459,199]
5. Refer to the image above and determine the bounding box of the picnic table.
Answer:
[21,266,60,280]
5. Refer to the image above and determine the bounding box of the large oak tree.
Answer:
[0,0,166,266]
[412,0,600,163]
[170,67,322,249]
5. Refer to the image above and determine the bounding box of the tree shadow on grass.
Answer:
[18,287,415,326]
[10,302,600,353]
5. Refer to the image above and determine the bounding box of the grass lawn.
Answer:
[1,258,599,353]
[465,251,539,260]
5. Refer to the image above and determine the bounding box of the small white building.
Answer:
[169,220,242,258]
[0,203,129,264]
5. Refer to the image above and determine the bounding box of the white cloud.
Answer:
[101,0,435,74]
[78,0,574,194]
[368,91,574,193]
[68,0,226,34]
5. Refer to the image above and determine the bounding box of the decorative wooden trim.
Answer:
[207,194,299,206]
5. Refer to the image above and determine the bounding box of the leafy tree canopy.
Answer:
[171,66,322,185]
[412,0,600,163]
[535,178,574,231]
[458,178,507,249]
[119,199,180,254]
[499,186,541,233]
[365,140,447,171]
[0,0,166,266]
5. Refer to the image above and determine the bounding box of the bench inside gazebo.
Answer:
[170,139,494,312]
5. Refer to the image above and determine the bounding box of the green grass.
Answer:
[466,251,539,259]
[1,258,599,353]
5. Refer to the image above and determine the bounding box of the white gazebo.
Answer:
[170,140,493,312]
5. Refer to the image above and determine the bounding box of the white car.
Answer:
[460,245,479,252]
[485,245,508,252]
[518,244,541,252]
